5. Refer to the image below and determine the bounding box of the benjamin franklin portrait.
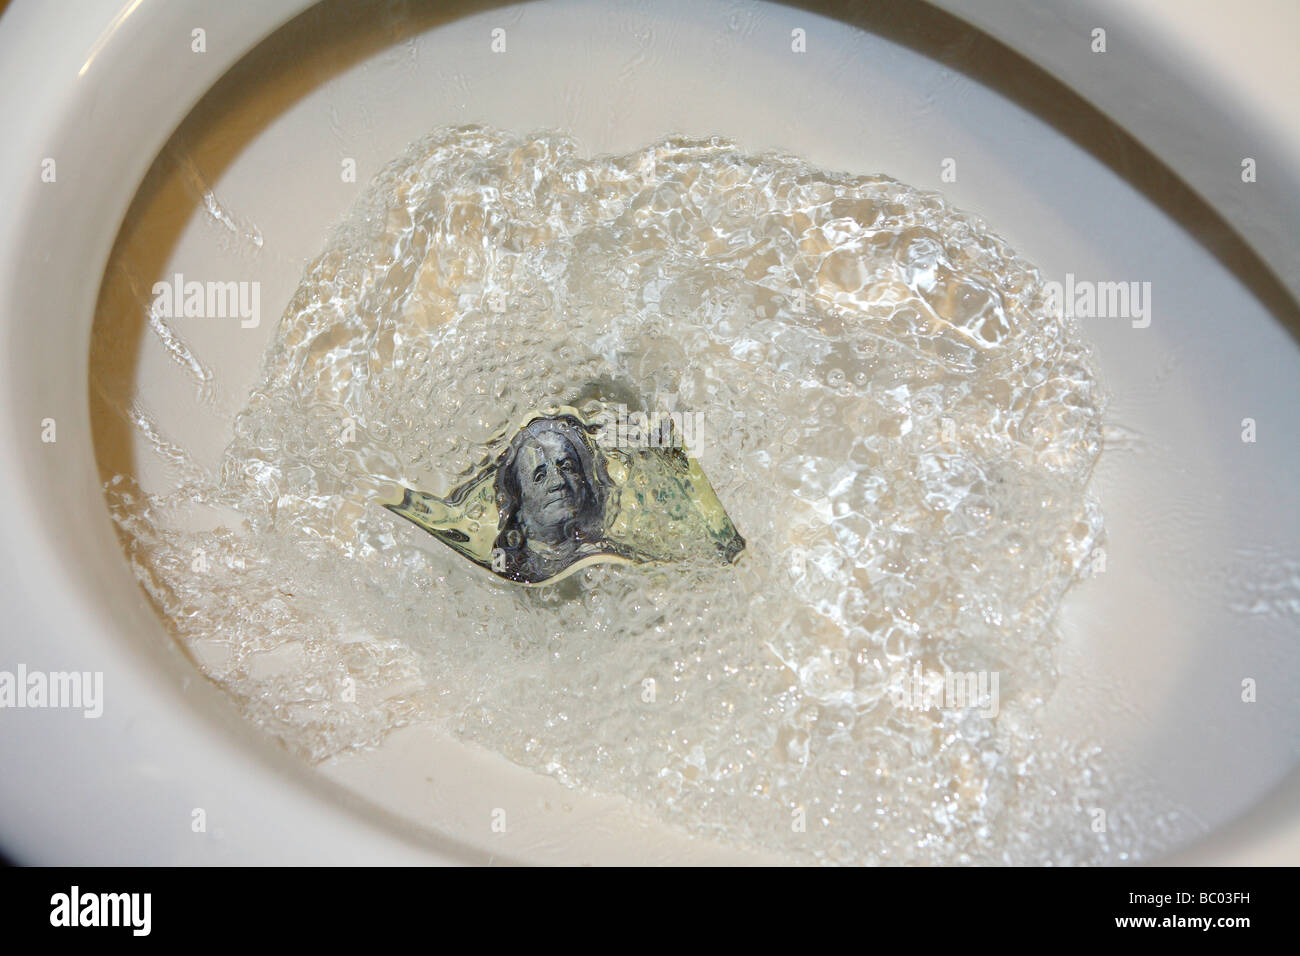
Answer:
[492,415,614,583]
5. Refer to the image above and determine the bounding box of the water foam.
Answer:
[105,125,1166,863]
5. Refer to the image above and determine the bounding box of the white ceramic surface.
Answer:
[0,0,1296,864]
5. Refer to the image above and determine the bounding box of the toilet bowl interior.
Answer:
[3,0,1297,863]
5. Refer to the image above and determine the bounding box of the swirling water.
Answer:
[106,125,1168,864]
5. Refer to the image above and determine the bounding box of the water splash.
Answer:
[103,125,1176,865]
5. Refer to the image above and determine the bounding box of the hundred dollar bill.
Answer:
[381,406,745,585]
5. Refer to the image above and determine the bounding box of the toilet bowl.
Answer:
[0,0,1296,864]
